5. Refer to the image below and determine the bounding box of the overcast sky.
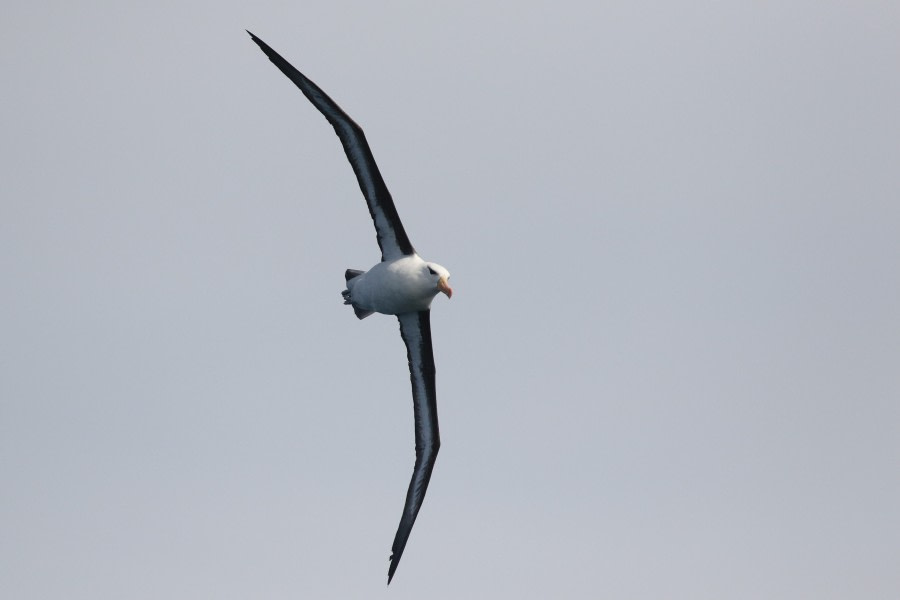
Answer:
[2,2,899,599]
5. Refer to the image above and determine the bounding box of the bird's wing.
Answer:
[248,31,415,261]
[391,310,441,584]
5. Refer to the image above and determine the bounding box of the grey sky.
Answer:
[2,2,899,598]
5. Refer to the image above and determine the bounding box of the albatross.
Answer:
[248,31,452,584]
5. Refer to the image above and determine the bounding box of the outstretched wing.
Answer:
[391,310,441,584]
[248,31,415,261]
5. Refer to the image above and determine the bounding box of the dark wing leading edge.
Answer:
[391,311,441,584]
[247,31,415,261]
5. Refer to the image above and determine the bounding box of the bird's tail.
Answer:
[344,269,365,282]
[343,269,373,319]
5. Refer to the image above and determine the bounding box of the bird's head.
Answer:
[425,262,452,299]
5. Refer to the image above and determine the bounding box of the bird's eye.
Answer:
[427,267,437,276]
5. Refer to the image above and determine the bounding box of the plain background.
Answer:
[2,2,899,598]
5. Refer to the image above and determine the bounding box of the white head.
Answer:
[425,262,452,299]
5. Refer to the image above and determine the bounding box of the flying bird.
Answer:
[248,31,452,584]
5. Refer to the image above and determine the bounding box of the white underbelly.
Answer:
[349,257,435,315]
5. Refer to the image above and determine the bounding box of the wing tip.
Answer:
[246,30,272,56]
[387,555,399,585]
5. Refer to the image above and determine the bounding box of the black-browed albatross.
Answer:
[248,31,452,584]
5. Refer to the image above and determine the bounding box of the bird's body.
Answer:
[345,256,451,316]
[248,31,451,585]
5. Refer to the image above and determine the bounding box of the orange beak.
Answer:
[438,276,453,299]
